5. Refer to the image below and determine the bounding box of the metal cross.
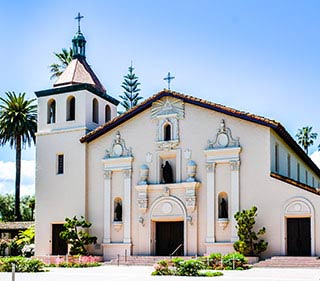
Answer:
[75,12,84,32]
[163,72,175,90]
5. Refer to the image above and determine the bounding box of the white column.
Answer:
[123,169,132,243]
[103,170,112,243]
[206,162,216,243]
[230,160,240,242]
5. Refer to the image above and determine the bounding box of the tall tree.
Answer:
[49,48,73,80]
[0,92,37,221]
[296,126,317,154]
[119,63,143,113]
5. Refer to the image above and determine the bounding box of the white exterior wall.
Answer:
[35,88,117,256]
[36,94,320,258]
[84,99,320,259]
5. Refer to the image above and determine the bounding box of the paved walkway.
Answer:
[0,265,320,281]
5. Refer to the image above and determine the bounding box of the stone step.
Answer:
[254,256,320,268]
[106,256,195,266]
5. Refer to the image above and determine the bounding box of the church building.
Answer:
[35,24,320,260]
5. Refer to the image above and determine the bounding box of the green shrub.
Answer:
[151,259,172,276]
[0,257,46,272]
[175,259,205,276]
[171,257,184,267]
[233,206,268,256]
[60,216,97,255]
[236,267,244,270]
[198,270,224,277]
[208,253,222,269]
[223,252,247,269]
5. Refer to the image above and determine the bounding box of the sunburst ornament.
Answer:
[151,97,184,119]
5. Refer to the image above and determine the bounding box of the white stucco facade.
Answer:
[35,85,320,260]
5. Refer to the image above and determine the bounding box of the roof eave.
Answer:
[35,83,119,105]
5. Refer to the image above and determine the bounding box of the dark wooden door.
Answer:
[156,221,183,256]
[287,218,311,256]
[52,224,68,255]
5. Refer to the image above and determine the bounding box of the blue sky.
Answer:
[1,0,320,194]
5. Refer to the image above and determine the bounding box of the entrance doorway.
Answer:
[287,218,311,256]
[156,221,183,256]
[52,224,68,255]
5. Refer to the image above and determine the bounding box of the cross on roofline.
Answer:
[75,12,84,32]
[164,72,175,90]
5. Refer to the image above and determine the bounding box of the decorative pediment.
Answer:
[151,97,184,119]
[104,131,132,158]
[207,119,240,149]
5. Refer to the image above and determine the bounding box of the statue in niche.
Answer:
[162,161,173,184]
[219,198,228,219]
[114,201,122,221]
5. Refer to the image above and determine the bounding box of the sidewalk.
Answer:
[0,265,320,281]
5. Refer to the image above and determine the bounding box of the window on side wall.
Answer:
[57,154,64,175]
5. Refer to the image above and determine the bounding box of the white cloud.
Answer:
[310,151,320,169]
[0,160,35,196]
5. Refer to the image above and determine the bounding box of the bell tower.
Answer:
[34,14,119,256]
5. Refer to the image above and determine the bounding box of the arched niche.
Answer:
[218,192,228,219]
[47,99,56,124]
[92,98,99,123]
[66,96,75,121]
[114,197,122,222]
[105,104,111,123]
[164,122,172,141]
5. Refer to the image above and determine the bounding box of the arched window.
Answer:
[105,105,111,123]
[164,123,171,141]
[47,99,56,124]
[114,198,122,222]
[92,98,99,123]
[66,96,75,121]
[218,192,228,219]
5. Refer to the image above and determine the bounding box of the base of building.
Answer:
[102,243,132,260]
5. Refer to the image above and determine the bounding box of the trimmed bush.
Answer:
[223,252,247,269]
[175,259,205,276]
[151,259,172,276]
[0,257,46,272]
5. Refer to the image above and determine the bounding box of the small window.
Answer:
[297,163,300,182]
[105,105,111,123]
[92,98,99,123]
[312,177,315,187]
[218,192,228,219]
[164,123,171,141]
[47,99,56,124]
[287,154,291,178]
[114,198,122,222]
[57,154,64,175]
[305,170,308,185]
[66,96,75,121]
[275,144,279,173]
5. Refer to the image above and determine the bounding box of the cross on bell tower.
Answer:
[163,72,175,90]
[75,12,84,33]
[72,12,86,59]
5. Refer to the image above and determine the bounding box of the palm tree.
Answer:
[296,126,317,155]
[0,92,37,221]
[49,48,73,80]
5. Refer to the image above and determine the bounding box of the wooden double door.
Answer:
[156,221,184,256]
[287,218,311,256]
